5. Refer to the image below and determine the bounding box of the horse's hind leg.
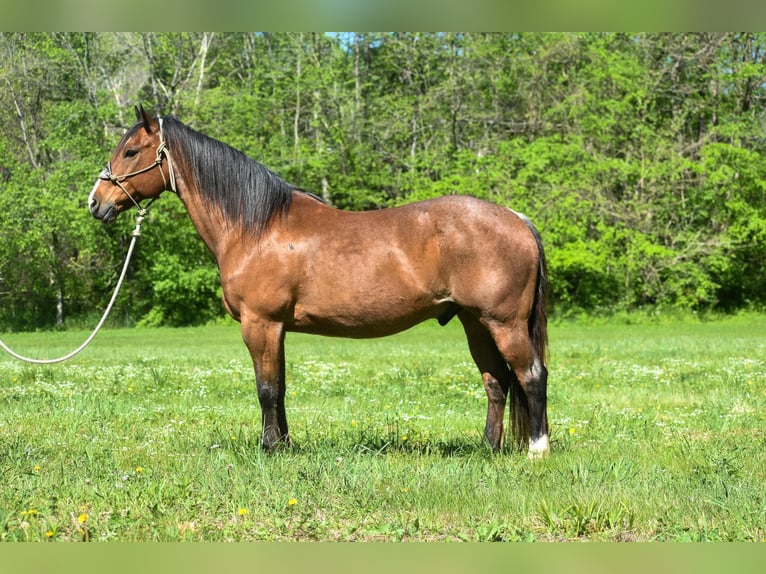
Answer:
[489,324,549,458]
[458,312,512,451]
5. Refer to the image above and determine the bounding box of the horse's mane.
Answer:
[160,116,304,236]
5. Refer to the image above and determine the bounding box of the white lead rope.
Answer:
[0,212,146,364]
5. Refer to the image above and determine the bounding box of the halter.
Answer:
[98,117,177,215]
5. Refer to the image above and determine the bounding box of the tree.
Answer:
[2,33,766,331]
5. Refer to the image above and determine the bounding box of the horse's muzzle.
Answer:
[88,180,118,223]
[90,202,117,223]
[88,193,116,222]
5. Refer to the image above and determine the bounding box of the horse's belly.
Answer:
[289,296,455,339]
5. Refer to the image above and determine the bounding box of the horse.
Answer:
[88,105,551,458]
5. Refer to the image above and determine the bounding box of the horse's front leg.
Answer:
[241,318,290,451]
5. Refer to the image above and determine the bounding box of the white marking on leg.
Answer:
[528,434,550,459]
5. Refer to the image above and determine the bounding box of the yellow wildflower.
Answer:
[238,507,249,516]
[78,513,88,524]
[288,498,297,506]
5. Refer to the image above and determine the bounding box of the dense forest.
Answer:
[1,32,765,330]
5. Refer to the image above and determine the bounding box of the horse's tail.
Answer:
[509,211,549,450]
[511,211,548,363]
[527,219,548,366]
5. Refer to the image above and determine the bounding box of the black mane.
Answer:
[161,116,299,236]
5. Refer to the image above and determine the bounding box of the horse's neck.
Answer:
[174,180,230,261]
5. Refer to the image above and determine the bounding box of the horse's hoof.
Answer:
[261,434,292,452]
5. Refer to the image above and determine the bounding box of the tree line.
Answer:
[1,32,765,330]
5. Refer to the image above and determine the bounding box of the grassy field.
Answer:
[1,314,765,541]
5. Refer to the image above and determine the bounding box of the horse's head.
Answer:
[89,104,174,222]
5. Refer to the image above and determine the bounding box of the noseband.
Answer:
[99,117,177,213]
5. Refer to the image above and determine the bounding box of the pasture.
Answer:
[1,314,765,541]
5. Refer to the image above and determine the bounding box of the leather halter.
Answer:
[98,117,177,213]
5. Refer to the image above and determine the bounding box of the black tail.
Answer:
[527,220,548,365]
[512,212,549,364]
[509,213,549,450]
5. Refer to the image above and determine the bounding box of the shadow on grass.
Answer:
[212,428,562,460]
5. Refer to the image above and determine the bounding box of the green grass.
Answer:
[1,315,765,541]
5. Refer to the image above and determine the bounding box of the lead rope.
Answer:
[0,210,146,364]
[1,117,175,364]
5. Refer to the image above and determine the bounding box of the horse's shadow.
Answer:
[214,431,557,460]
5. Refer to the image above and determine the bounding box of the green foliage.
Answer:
[137,253,222,327]
[1,33,766,329]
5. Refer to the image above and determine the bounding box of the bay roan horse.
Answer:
[89,105,550,458]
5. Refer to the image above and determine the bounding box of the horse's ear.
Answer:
[135,104,154,134]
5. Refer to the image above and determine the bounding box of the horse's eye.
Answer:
[124,149,139,158]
